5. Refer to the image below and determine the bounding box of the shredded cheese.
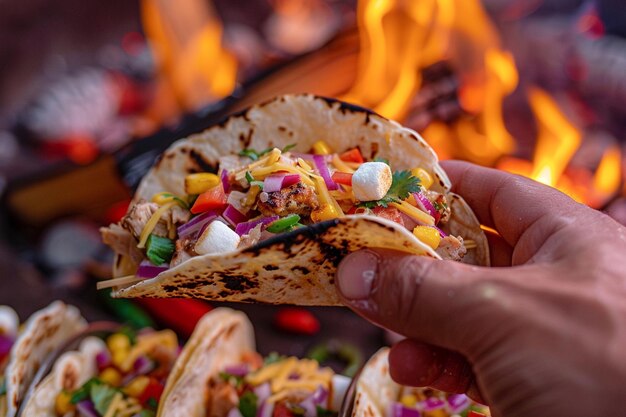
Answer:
[120,330,178,372]
[137,202,176,248]
[97,275,142,290]
[313,176,344,218]
[297,158,314,171]
[265,148,282,166]
[391,201,435,226]
[246,358,293,386]
[103,392,123,417]
[250,164,315,186]
[331,155,355,173]
[117,402,143,417]
[464,239,477,249]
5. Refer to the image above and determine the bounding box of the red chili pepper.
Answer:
[273,403,296,417]
[274,308,320,335]
[191,185,228,214]
[138,378,164,406]
[331,171,353,186]
[346,206,358,215]
[136,299,212,338]
[339,148,364,164]
[468,411,487,417]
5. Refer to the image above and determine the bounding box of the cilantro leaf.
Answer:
[282,144,296,152]
[356,170,421,208]
[219,372,244,388]
[263,352,285,365]
[245,171,264,189]
[71,378,102,404]
[91,383,118,415]
[238,391,258,417]
[239,147,274,161]
[317,406,338,417]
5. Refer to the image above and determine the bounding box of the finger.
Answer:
[441,160,582,247]
[389,339,486,404]
[486,232,513,267]
[335,248,524,352]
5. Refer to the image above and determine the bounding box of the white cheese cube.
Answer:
[195,221,241,255]
[330,374,352,411]
[0,306,19,337]
[351,162,392,201]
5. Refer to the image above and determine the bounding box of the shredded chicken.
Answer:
[436,235,467,261]
[257,183,320,218]
[206,380,239,417]
[238,224,263,249]
[170,236,197,267]
[122,201,168,240]
[100,224,144,265]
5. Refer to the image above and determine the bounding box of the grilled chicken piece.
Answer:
[436,235,467,261]
[100,224,144,265]
[206,381,239,417]
[122,201,168,239]
[238,223,263,249]
[170,236,197,267]
[257,183,319,218]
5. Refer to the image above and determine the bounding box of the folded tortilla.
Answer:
[104,94,489,305]
[1,301,86,417]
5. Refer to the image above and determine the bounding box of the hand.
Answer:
[335,160,626,417]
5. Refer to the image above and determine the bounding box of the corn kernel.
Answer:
[107,333,131,353]
[123,376,150,397]
[413,226,441,250]
[112,351,128,368]
[311,205,340,222]
[185,173,220,195]
[100,367,122,387]
[400,394,418,407]
[55,391,75,415]
[312,140,332,155]
[411,168,434,189]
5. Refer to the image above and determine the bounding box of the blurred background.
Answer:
[0,0,625,362]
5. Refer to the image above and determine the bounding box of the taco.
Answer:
[0,301,86,417]
[99,94,489,304]
[351,348,490,417]
[20,324,180,417]
[157,307,351,417]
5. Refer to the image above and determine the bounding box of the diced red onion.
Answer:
[133,355,155,375]
[95,350,111,371]
[263,174,301,193]
[313,155,339,190]
[311,386,328,405]
[299,397,317,417]
[390,402,421,417]
[76,400,99,417]
[0,334,14,357]
[227,191,248,212]
[447,394,471,413]
[228,407,244,417]
[288,372,300,380]
[257,400,274,417]
[224,363,249,377]
[421,397,445,411]
[137,261,169,279]
[413,192,437,218]
[235,216,279,236]
[221,169,231,193]
[253,382,271,404]
[223,205,249,227]
[177,210,219,238]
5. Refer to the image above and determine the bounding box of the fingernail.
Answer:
[337,249,380,300]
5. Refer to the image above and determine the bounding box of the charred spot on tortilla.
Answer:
[263,264,279,271]
[188,149,216,173]
[220,274,257,291]
[291,266,310,274]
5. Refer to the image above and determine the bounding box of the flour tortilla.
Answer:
[108,94,489,304]
[3,301,86,417]
[158,307,255,417]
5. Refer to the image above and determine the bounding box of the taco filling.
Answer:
[103,142,471,280]
[210,352,350,417]
[0,306,19,415]
[47,328,179,417]
[387,387,490,417]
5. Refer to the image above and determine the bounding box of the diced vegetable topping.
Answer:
[412,226,441,249]
[191,184,228,214]
[339,148,364,164]
[185,173,221,195]
[312,140,332,155]
[145,235,175,265]
[266,214,302,233]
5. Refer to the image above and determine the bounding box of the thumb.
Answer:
[335,248,510,353]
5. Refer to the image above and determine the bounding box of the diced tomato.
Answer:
[138,378,164,406]
[191,184,228,214]
[331,171,353,186]
[346,206,358,215]
[468,411,488,417]
[273,403,295,417]
[274,308,320,335]
[373,206,404,226]
[339,148,364,163]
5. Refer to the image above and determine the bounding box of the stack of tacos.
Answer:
[99,94,488,304]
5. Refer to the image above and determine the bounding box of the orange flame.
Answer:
[141,0,237,117]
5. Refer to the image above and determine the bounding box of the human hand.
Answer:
[335,160,626,417]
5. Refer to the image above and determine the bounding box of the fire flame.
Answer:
[346,0,620,207]
[141,0,237,116]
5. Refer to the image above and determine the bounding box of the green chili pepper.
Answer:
[146,234,175,265]
[266,214,301,233]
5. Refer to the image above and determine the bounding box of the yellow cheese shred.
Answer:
[390,201,435,226]
[103,392,123,417]
[120,330,178,372]
[464,239,477,249]
[250,164,315,186]
[137,202,176,248]
[331,155,355,173]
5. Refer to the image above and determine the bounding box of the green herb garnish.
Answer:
[358,170,421,208]
[157,192,189,209]
[139,410,156,417]
[146,397,159,410]
[266,214,301,233]
[71,378,102,404]
[317,406,338,417]
[0,378,6,396]
[219,372,244,388]
[91,383,118,415]
[238,391,258,417]
[239,144,295,161]
[118,326,138,345]
[282,144,297,152]
[263,352,286,365]
[146,234,175,266]
[245,171,264,189]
